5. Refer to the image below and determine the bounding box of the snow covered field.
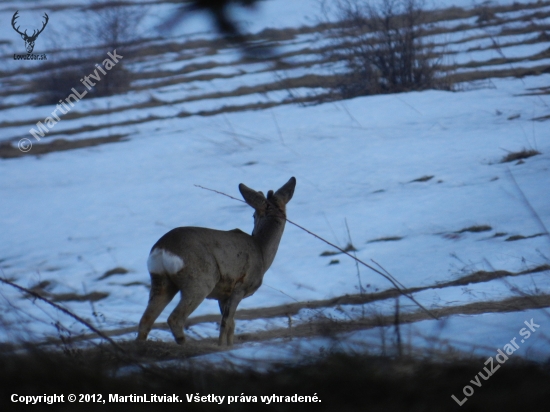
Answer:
[0,0,549,364]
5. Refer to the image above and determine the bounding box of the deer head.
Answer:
[12,11,49,54]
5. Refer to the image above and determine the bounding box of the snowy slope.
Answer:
[0,0,549,362]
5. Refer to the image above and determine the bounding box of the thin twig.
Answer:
[271,109,285,145]
[0,277,124,352]
[195,184,438,320]
[394,296,402,357]
[345,218,365,318]
[0,275,169,376]
[195,184,245,203]
[286,217,437,319]
[371,259,408,291]
[506,167,549,241]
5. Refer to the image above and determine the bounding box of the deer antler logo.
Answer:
[11,11,49,54]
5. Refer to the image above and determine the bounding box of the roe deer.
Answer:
[136,177,296,346]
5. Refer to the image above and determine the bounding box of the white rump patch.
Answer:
[147,248,185,275]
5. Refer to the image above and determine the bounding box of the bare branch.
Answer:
[0,277,124,353]
[195,183,438,320]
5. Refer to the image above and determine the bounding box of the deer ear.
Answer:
[273,177,296,204]
[239,183,266,209]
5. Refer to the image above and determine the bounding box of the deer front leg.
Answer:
[218,290,245,346]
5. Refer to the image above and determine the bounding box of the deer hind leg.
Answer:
[136,273,178,341]
[218,290,245,346]
[167,276,216,345]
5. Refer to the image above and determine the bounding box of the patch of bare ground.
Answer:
[501,148,541,163]
[27,279,109,302]
[235,294,550,347]
[50,292,109,302]
[449,63,550,84]
[505,233,546,241]
[465,31,550,53]
[367,236,404,243]
[456,225,493,233]
[409,175,434,183]
[118,281,150,288]
[436,264,550,288]
[0,134,128,159]
[320,243,357,256]
[98,267,130,280]
[446,45,550,71]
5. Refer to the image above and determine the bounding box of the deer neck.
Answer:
[252,216,286,272]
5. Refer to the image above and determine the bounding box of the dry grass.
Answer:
[456,225,493,233]
[501,149,541,163]
[1,0,549,149]
[0,134,128,159]
[41,264,550,346]
[367,236,404,243]
[410,175,434,183]
[98,267,130,280]
[320,242,357,256]
[505,233,546,242]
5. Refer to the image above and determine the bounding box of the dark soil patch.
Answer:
[367,236,404,243]
[501,149,541,163]
[26,280,108,302]
[119,281,150,288]
[51,291,109,302]
[98,267,130,280]
[521,264,550,275]
[320,243,357,256]
[505,233,546,241]
[409,175,434,183]
[456,225,492,233]
[443,269,513,287]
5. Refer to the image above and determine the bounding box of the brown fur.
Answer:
[136,177,296,346]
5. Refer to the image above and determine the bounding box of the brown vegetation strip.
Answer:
[2,1,550,135]
[0,4,548,156]
[45,264,550,345]
[0,134,128,159]
[236,293,550,346]
[39,292,550,361]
